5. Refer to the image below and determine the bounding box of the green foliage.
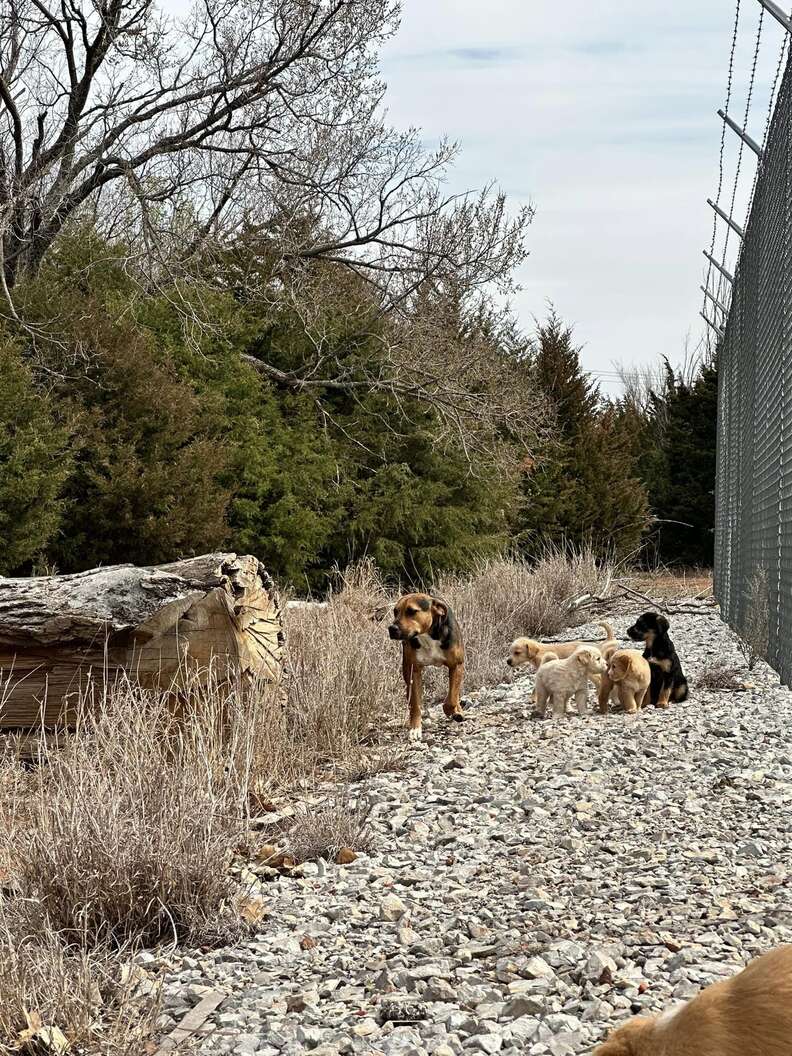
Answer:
[644,360,718,567]
[1,230,519,586]
[0,340,72,573]
[518,313,649,558]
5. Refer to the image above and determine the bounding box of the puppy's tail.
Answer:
[597,621,615,640]
[539,651,559,665]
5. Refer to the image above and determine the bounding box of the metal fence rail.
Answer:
[715,40,792,682]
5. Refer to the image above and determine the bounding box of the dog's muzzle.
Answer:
[626,626,642,641]
[506,657,514,667]
[387,624,402,640]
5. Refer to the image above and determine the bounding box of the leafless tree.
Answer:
[0,0,541,459]
[0,0,529,300]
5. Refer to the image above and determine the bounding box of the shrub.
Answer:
[6,678,258,949]
[286,790,373,863]
[0,340,72,573]
[437,546,612,689]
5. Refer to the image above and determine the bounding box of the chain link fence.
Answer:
[715,44,792,682]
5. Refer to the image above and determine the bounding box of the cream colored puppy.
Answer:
[534,645,608,718]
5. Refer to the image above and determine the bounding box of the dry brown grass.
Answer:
[696,664,746,691]
[286,789,373,864]
[737,568,770,670]
[282,571,402,774]
[625,568,713,600]
[5,680,259,951]
[437,547,613,689]
[0,909,158,1056]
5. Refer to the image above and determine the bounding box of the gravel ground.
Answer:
[151,601,792,1055]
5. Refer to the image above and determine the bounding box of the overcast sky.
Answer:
[378,1,788,392]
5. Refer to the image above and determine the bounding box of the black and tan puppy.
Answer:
[388,594,465,741]
[626,612,689,709]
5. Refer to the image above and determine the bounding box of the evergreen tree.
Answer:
[0,341,72,573]
[518,313,649,558]
[648,360,717,566]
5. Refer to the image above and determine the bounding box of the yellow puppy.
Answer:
[506,622,616,670]
[597,646,651,715]
[595,945,792,1056]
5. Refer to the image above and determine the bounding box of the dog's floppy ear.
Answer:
[609,654,626,679]
[430,598,451,644]
[575,647,593,665]
[656,614,670,633]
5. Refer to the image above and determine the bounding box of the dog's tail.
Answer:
[597,621,615,640]
[601,642,619,662]
[539,651,559,665]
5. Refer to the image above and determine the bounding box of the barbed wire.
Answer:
[717,5,765,313]
[703,0,742,320]
[739,14,790,269]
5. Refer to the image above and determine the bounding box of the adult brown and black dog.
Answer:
[595,944,792,1056]
[388,594,465,741]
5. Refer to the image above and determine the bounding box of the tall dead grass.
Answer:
[4,678,269,950]
[0,909,157,1056]
[437,547,612,688]
[0,548,611,1052]
[283,565,401,768]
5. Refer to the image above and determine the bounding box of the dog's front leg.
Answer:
[620,686,638,714]
[443,663,465,723]
[597,674,614,714]
[550,693,566,719]
[574,687,588,716]
[403,650,424,741]
[655,683,672,708]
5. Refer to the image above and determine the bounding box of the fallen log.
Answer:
[0,554,283,729]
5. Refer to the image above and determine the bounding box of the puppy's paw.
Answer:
[451,712,464,723]
[408,726,423,742]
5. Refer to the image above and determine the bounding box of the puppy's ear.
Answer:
[576,648,593,665]
[656,615,670,633]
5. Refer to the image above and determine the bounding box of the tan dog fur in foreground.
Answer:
[595,944,792,1056]
[597,646,652,714]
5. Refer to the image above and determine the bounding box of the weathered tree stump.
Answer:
[0,554,283,729]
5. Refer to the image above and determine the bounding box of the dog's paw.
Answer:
[408,727,423,742]
[451,712,464,723]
